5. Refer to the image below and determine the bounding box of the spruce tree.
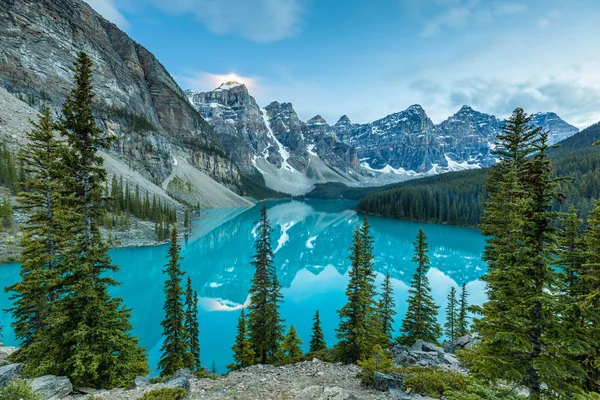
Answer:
[579,200,600,392]
[229,309,254,370]
[5,107,66,372]
[309,310,326,353]
[48,52,148,388]
[184,276,201,371]
[159,228,188,377]
[444,286,458,341]
[336,218,379,363]
[471,111,581,398]
[398,228,441,345]
[457,283,469,337]
[377,271,396,344]
[248,203,282,364]
[280,325,303,362]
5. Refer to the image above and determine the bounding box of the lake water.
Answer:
[0,200,487,374]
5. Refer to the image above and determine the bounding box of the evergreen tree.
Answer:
[336,218,379,363]
[377,271,396,344]
[398,229,441,345]
[184,276,200,371]
[159,228,187,377]
[457,283,469,337]
[444,287,459,341]
[280,325,303,362]
[470,110,581,398]
[228,309,254,370]
[309,310,326,353]
[248,203,283,364]
[578,200,600,392]
[5,107,66,372]
[47,52,148,388]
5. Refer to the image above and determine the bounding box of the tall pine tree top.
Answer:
[309,310,326,353]
[159,228,187,377]
[398,228,441,345]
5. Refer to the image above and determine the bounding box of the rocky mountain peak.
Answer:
[307,115,328,126]
[335,115,352,125]
[214,81,247,92]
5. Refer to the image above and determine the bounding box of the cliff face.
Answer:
[0,0,241,189]
[186,84,366,195]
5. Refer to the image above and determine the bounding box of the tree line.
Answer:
[356,122,600,227]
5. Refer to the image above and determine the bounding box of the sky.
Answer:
[83,0,600,129]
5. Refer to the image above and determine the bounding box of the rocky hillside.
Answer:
[335,105,578,176]
[0,0,249,203]
[186,83,366,195]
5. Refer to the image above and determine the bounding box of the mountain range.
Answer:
[0,0,580,201]
[187,82,578,195]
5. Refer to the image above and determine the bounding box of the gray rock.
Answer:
[0,363,23,387]
[0,346,18,366]
[131,376,149,389]
[443,334,475,354]
[373,371,405,392]
[0,0,242,192]
[162,368,193,391]
[410,340,444,353]
[30,375,72,400]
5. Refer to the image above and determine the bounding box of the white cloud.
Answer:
[152,0,303,42]
[418,0,528,37]
[176,71,260,92]
[410,77,600,129]
[83,0,130,30]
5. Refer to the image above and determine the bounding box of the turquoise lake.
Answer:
[0,200,487,374]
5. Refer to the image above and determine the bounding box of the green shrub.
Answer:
[401,367,470,398]
[147,376,168,384]
[140,387,187,400]
[305,348,337,363]
[356,345,398,386]
[0,379,41,400]
[194,369,217,380]
[445,381,526,400]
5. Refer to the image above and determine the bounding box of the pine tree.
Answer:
[336,218,379,363]
[444,287,459,341]
[5,107,66,372]
[211,360,217,375]
[248,203,283,364]
[457,283,469,337]
[470,110,581,398]
[280,325,303,362]
[228,309,254,370]
[377,271,396,344]
[159,228,187,377]
[47,52,148,388]
[309,310,326,353]
[184,276,201,371]
[578,200,600,392]
[398,228,441,345]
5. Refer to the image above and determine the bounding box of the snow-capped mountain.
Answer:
[186,82,578,193]
[335,105,579,176]
[185,83,365,195]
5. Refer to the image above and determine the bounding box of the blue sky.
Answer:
[84,0,600,128]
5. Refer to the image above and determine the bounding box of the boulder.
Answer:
[443,334,474,354]
[131,376,149,389]
[373,371,405,392]
[163,368,193,391]
[410,340,443,353]
[30,375,73,400]
[0,346,19,363]
[0,363,23,387]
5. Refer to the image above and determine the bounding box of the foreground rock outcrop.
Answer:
[0,338,476,399]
